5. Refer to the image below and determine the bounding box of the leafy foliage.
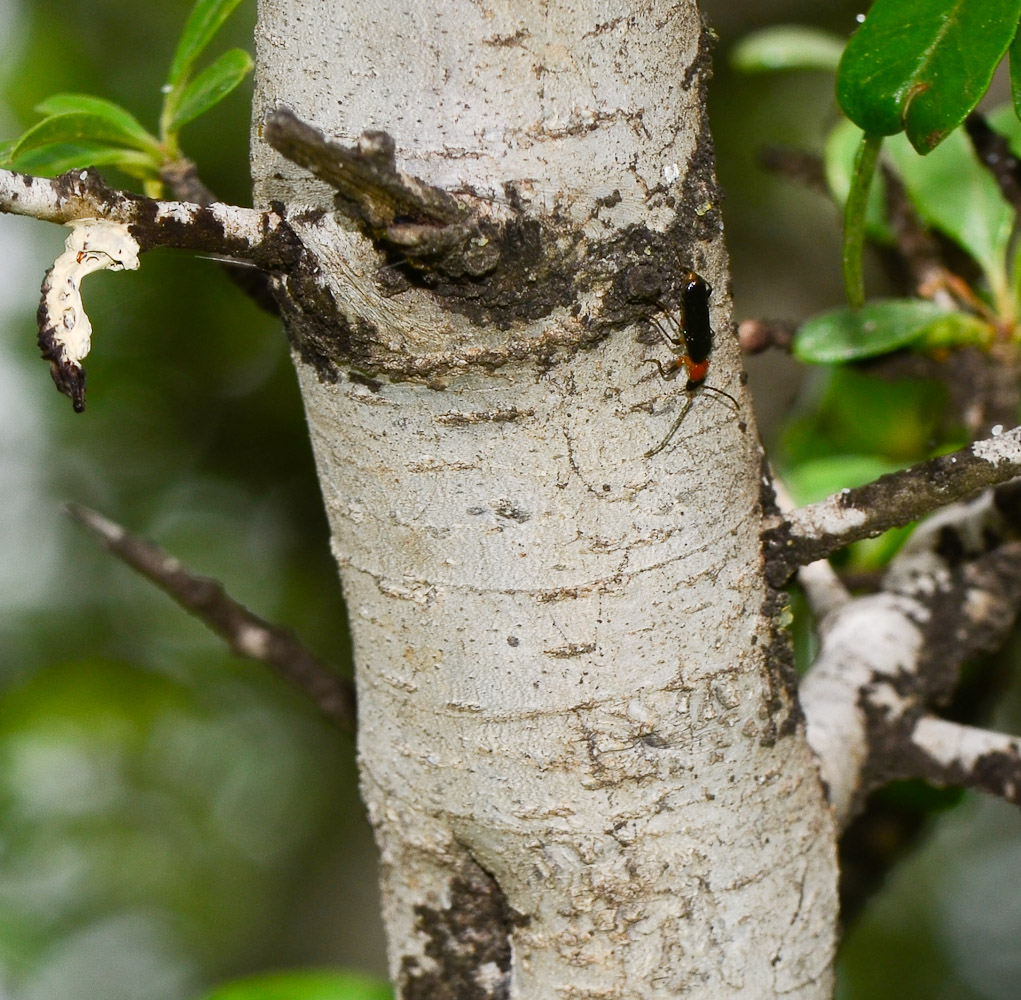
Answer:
[737,9,1021,370]
[793,300,958,363]
[0,0,252,194]
[169,49,254,132]
[836,0,1021,154]
[743,3,1021,312]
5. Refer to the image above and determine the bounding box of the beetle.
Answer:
[644,270,738,457]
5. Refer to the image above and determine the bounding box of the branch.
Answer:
[263,108,464,229]
[882,165,966,311]
[262,108,503,277]
[159,158,281,316]
[770,474,849,619]
[800,491,1021,826]
[0,166,301,270]
[1,166,303,410]
[765,425,1021,585]
[66,503,356,734]
[908,716,1021,806]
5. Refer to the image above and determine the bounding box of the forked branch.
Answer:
[800,491,1021,826]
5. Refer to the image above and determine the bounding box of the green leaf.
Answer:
[10,142,157,178]
[886,129,1013,291]
[168,48,253,131]
[167,0,246,88]
[730,26,846,73]
[34,93,159,152]
[9,112,161,162]
[836,0,1021,153]
[823,119,893,242]
[986,102,1021,157]
[784,454,907,505]
[793,299,951,363]
[200,970,392,1000]
[0,139,15,166]
[912,310,995,350]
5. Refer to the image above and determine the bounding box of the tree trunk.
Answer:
[251,1,839,996]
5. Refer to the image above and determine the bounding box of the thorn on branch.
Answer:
[66,503,356,733]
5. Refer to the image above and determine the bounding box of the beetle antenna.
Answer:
[698,384,740,411]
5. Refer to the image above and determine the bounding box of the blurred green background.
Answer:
[0,2,1019,999]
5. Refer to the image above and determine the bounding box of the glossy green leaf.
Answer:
[10,142,157,178]
[886,129,1013,290]
[836,0,1021,153]
[730,26,846,73]
[200,970,392,1000]
[34,93,159,153]
[9,112,159,162]
[167,0,246,87]
[793,299,950,363]
[0,139,15,166]
[168,48,254,131]
[912,310,995,350]
[823,119,893,242]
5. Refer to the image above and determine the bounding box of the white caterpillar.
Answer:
[38,218,140,412]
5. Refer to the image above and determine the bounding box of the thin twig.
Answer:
[0,166,300,271]
[67,503,356,733]
[882,165,960,309]
[765,425,1021,585]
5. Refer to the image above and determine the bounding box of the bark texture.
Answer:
[251,2,839,996]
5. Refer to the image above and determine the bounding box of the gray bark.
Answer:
[251,1,839,996]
